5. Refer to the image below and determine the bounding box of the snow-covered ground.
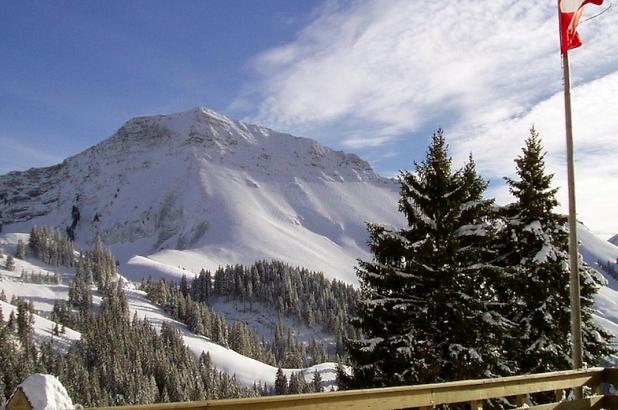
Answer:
[125,287,337,388]
[0,234,338,389]
[0,298,81,352]
[577,223,618,346]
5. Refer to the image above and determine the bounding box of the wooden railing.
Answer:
[87,367,618,410]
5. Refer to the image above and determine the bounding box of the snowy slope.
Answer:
[125,288,337,388]
[0,235,337,388]
[0,299,80,351]
[2,224,618,386]
[578,223,618,342]
[0,107,402,285]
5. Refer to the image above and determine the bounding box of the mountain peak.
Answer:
[0,107,400,283]
[100,107,382,184]
[116,106,237,141]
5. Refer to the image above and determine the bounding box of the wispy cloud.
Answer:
[455,70,618,239]
[342,135,396,149]
[240,0,618,236]
[0,136,64,173]
[246,0,618,132]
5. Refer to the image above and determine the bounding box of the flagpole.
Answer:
[562,49,583,389]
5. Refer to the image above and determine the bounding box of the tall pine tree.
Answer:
[341,130,508,388]
[500,128,613,374]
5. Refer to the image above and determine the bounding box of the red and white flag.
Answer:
[559,0,604,53]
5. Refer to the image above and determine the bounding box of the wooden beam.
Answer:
[89,368,608,410]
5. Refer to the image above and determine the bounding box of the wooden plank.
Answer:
[526,396,604,410]
[89,368,608,410]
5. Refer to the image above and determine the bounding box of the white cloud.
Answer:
[248,2,550,128]
[342,134,396,148]
[455,71,618,238]
[241,0,618,237]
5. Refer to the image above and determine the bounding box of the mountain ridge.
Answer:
[0,107,403,284]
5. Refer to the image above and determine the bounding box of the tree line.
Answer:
[28,226,75,267]
[141,277,330,368]
[191,260,358,338]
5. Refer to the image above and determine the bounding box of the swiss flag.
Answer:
[559,0,604,54]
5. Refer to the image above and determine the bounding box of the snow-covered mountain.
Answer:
[0,107,402,284]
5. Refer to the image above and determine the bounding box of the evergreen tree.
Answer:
[4,255,15,271]
[499,128,613,373]
[287,372,300,394]
[342,130,507,388]
[15,240,26,259]
[191,269,212,301]
[180,274,190,297]
[311,369,323,393]
[274,368,287,395]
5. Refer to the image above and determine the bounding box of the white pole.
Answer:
[562,50,583,397]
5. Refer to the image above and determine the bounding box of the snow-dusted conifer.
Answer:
[15,240,26,259]
[274,367,287,395]
[311,369,323,392]
[500,128,613,373]
[4,254,15,271]
[342,130,507,388]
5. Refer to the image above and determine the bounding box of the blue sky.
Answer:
[1,1,617,237]
[0,0,316,169]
